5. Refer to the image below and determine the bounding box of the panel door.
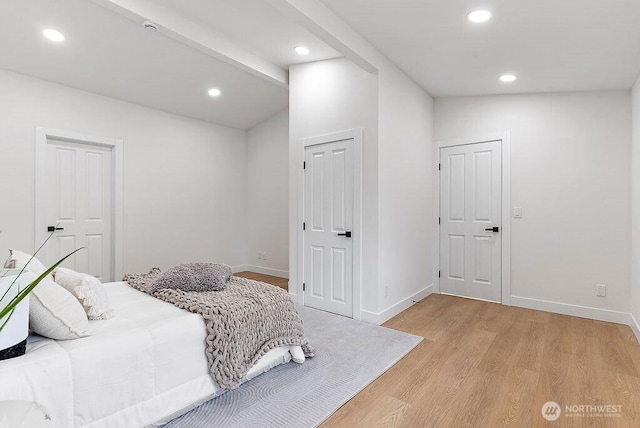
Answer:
[39,138,113,281]
[440,141,502,302]
[303,139,354,317]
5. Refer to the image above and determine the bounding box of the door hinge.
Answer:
[303,222,306,230]
[303,161,306,170]
[438,270,441,278]
[438,217,441,224]
[438,163,441,171]
[302,283,306,291]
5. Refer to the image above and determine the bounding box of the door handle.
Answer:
[337,231,352,238]
[47,226,64,232]
[484,226,500,233]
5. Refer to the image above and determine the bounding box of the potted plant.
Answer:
[0,269,32,359]
[0,230,81,360]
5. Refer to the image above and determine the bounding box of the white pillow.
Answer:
[3,249,51,279]
[53,268,113,320]
[25,273,90,340]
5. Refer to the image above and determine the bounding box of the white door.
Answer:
[303,139,354,317]
[37,138,113,281]
[440,141,502,302]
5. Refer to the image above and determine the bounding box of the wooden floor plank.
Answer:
[514,321,547,372]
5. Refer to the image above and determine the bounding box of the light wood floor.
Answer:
[235,271,288,290]
[236,272,640,427]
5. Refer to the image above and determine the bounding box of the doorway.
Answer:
[300,129,362,318]
[35,128,123,281]
[437,134,511,304]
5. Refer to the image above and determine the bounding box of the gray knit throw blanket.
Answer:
[123,268,314,389]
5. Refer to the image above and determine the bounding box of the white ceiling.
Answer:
[3,0,640,128]
[154,0,341,68]
[0,0,300,130]
[321,0,640,96]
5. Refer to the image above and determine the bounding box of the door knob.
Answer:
[47,226,64,232]
[484,226,499,233]
[337,231,352,238]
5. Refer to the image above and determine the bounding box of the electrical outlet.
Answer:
[596,284,606,297]
[384,284,389,298]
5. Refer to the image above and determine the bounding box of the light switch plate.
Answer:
[513,207,522,219]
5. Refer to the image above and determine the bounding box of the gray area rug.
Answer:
[163,305,423,428]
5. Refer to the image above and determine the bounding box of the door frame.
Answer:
[297,129,363,319]
[34,127,124,281]
[433,132,511,305]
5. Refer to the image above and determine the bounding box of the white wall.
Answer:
[434,91,632,320]
[246,108,289,277]
[377,64,435,317]
[0,69,248,275]
[289,58,380,313]
[631,77,640,336]
[288,57,435,322]
[280,0,435,323]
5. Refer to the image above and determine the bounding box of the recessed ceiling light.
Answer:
[467,10,492,23]
[499,74,517,82]
[294,46,310,55]
[43,29,65,42]
[208,88,221,97]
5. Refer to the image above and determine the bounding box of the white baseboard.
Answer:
[230,265,289,279]
[231,265,248,274]
[245,265,289,279]
[510,295,631,325]
[361,284,433,325]
[630,313,640,344]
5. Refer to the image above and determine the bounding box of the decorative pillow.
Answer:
[149,263,232,293]
[3,249,51,279]
[189,263,232,288]
[53,268,113,320]
[25,273,90,340]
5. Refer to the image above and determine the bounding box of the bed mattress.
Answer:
[0,282,303,427]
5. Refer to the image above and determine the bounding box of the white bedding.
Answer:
[0,282,304,428]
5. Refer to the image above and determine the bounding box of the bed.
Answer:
[0,281,305,427]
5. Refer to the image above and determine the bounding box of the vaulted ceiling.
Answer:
[0,0,340,129]
[1,0,639,129]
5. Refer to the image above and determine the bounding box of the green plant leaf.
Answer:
[0,248,84,328]
[0,229,57,303]
[0,308,15,331]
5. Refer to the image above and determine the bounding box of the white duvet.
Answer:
[0,282,304,428]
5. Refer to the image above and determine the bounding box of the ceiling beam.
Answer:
[267,0,378,74]
[89,0,289,88]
